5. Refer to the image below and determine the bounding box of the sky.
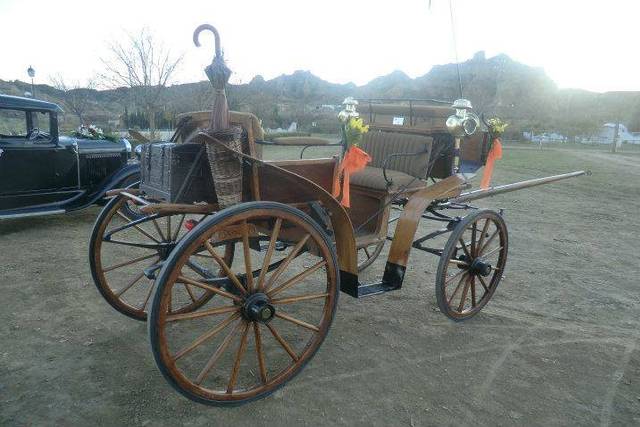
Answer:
[0,0,638,93]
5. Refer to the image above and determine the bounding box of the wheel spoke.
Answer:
[479,229,500,255]
[167,305,239,322]
[363,247,371,258]
[275,311,320,332]
[177,275,243,303]
[257,218,282,291]
[266,323,299,361]
[195,319,243,385]
[447,272,468,306]
[481,245,503,259]
[271,293,329,305]
[471,277,477,307]
[227,321,250,393]
[458,238,472,260]
[448,258,469,267]
[241,221,254,293]
[478,275,490,293]
[183,283,197,303]
[139,281,155,310]
[152,218,166,241]
[253,323,268,384]
[457,275,472,312]
[264,234,310,291]
[103,252,156,273]
[471,222,477,256]
[444,267,467,285]
[204,241,247,296]
[115,268,150,297]
[115,211,160,243]
[173,312,240,360]
[476,218,491,252]
[102,238,163,250]
[267,260,326,297]
[172,214,186,241]
[166,215,172,241]
[192,252,214,259]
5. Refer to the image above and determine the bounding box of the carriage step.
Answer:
[350,281,401,298]
[339,262,405,298]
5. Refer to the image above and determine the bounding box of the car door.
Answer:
[0,109,62,210]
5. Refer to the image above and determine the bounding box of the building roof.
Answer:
[0,94,63,112]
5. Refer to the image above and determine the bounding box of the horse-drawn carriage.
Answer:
[88,25,587,405]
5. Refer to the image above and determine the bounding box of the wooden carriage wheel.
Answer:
[148,202,339,405]
[357,240,385,272]
[89,195,233,321]
[435,210,508,321]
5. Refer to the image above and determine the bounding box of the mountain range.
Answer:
[1,51,638,137]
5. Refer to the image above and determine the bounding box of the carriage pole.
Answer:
[449,170,589,204]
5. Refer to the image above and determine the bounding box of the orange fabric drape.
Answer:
[332,146,371,207]
[480,138,503,190]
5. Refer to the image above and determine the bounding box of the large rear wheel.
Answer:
[148,202,339,405]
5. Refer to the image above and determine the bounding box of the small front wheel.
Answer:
[148,202,339,405]
[435,210,508,321]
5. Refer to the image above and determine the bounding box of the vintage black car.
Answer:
[0,95,139,219]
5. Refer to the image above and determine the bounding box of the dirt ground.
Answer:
[1,145,640,426]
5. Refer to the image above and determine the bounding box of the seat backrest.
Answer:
[359,131,432,179]
[359,102,451,133]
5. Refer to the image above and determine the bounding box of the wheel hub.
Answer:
[157,242,176,260]
[469,257,492,277]
[242,293,275,323]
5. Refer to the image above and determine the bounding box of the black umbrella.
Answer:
[192,24,242,209]
[193,24,232,131]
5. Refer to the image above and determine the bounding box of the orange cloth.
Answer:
[332,146,371,207]
[480,138,503,190]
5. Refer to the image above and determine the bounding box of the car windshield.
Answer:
[0,108,51,142]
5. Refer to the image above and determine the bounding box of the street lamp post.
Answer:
[27,66,35,98]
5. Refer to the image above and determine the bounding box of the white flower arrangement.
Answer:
[71,124,118,142]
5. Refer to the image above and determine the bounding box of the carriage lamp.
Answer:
[338,97,359,123]
[446,98,479,137]
[446,98,481,174]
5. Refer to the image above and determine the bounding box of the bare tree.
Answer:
[50,75,96,125]
[100,28,182,137]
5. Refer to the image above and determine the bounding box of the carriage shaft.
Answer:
[450,170,589,204]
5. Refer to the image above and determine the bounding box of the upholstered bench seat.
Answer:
[351,167,427,192]
[349,130,433,193]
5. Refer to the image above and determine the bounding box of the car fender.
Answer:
[64,163,140,211]
[95,163,140,199]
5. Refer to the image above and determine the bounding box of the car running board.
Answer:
[0,209,65,219]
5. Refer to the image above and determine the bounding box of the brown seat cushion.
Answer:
[359,131,433,179]
[351,166,427,192]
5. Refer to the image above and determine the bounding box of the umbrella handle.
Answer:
[193,24,222,59]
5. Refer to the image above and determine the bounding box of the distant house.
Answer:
[579,123,640,145]
[523,131,567,143]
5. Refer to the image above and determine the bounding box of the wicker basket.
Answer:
[204,127,243,209]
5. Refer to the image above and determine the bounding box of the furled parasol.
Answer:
[192,24,243,208]
[193,24,232,131]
